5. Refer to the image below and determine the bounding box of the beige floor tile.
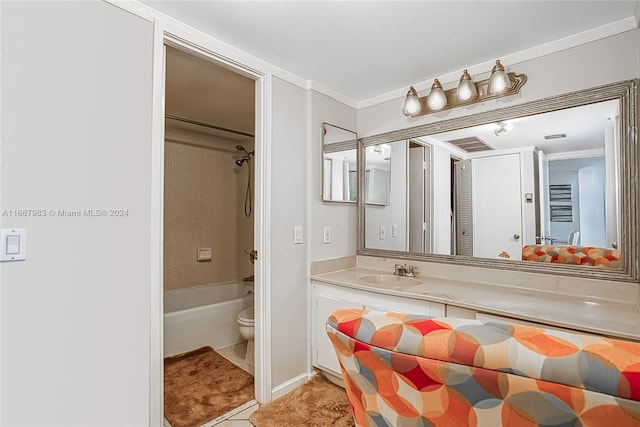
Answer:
[215,420,254,427]
[228,403,259,420]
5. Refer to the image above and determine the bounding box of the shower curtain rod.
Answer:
[166,114,255,138]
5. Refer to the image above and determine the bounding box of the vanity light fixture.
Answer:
[402,59,527,117]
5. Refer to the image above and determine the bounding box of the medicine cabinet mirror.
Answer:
[322,123,357,203]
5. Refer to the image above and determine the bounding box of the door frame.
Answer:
[149,18,273,425]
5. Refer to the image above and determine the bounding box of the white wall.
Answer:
[578,166,606,247]
[432,145,453,254]
[310,91,357,261]
[1,1,153,425]
[270,77,309,388]
[520,150,539,246]
[364,140,407,250]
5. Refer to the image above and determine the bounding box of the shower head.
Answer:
[236,145,248,154]
[235,159,246,167]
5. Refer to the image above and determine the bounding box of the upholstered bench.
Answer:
[326,309,640,426]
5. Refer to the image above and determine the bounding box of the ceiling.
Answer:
[165,46,255,137]
[158,1,637,150]
[145,1,638,102]
[424,99,618,156]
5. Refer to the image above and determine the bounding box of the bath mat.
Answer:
[249,375,353,427]
[164,346,254,427]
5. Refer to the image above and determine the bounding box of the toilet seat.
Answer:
[237,306,254,326]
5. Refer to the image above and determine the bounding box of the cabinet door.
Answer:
[362,292,445,317]
[364,297,427,315]
[314,294,361,375]
[445,305,477,319]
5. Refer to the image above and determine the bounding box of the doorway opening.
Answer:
[161,43,260,426]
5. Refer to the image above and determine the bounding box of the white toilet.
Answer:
[237,306,254,366]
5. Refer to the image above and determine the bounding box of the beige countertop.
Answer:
[311,266,640,341]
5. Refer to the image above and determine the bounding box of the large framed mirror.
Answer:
[358,79,639,282]
[322,123,357,202]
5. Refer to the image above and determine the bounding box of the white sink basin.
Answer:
[358,274,422,288]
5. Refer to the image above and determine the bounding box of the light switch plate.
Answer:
[379,225,385,240]
[1,228,26,261]
[294,226,303,244]
[323,226,331,244]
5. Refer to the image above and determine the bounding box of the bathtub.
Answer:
[164,283,253,357]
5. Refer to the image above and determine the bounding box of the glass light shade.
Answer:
[402,86,421,116]
[488,60,511,94]
[427,79,447,111]
[456,70,477,101]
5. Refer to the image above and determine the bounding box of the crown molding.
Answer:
[356,15,640,110]
[308,81,358,109]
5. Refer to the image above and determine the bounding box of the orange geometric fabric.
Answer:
[326,309,640,426]
[522,244,622,267]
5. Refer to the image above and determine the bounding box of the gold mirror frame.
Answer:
[358,79,639,283]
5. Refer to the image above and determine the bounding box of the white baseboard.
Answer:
[270,372,316,400]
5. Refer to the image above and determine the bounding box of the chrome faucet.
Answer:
[394,264,418,277]
[405,265,418,277]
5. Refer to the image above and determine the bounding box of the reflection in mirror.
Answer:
[322,123,357,202]
[359,80,638,282]
[365,144,392,205]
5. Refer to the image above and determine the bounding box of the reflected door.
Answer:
[472,154,522,259]
[408,143,432,253]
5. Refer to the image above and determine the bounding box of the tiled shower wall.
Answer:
[164,126,254,291]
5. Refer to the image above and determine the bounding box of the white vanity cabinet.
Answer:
[311,281,445,377]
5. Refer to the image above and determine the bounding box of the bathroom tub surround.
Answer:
[311,256,640,341]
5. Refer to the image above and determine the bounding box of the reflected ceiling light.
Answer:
[488,60,511,94]
[402,60,527,118]
[494,121,514,136]
[456,70,478,101]
[371,144,391,160]
[402,86,421,116]
[427,79,447,111]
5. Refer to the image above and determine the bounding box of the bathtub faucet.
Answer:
[242,275,254,282]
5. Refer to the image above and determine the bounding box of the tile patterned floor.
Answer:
[164,342,256,427]
[212,403,259,427]
[218,342,253,375]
